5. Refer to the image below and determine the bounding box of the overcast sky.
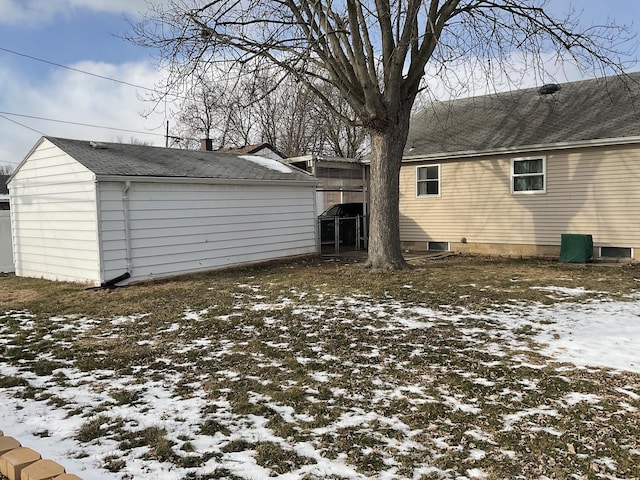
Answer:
[1,0,639,170]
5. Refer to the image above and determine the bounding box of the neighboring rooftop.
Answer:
[216,143,285,159]
[37,137,314,183]
[406,72,640,158]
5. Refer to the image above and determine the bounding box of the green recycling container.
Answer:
[559,234,593,263]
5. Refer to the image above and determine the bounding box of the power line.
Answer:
[0,114,45,135]
[0,46,193,102]
[0,157,21,166]
[0,47,205,146]
[0,110,166,137]
[0,46,160,95]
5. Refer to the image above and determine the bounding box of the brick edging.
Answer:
[0,429,82,480]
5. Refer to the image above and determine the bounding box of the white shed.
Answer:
[8,137,318,286]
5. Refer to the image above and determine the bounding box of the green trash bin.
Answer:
[559,234,593,263]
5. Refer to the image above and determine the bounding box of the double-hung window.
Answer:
[416,165,440,196]
[511,157,546,194]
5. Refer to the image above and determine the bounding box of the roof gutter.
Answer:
[400,135,640,163]
[95,175,319,186]
[285,154,361,165]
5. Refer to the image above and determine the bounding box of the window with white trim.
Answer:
[416,165,440,196]
[511,157,546,194]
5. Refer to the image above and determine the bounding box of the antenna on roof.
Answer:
[538,84,561,95]
[89,141,107,149]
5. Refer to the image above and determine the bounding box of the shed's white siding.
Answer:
[98,181,317,283]
[9,139,100,283]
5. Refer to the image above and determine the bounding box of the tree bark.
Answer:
[365,108,412,270]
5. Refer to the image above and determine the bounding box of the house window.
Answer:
[600,247,632,259]
[427,241,449,251]
[417,165,440,196]
[511,157,545,194]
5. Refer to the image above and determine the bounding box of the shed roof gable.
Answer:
[44,137,314,183]
[406,72,640,158]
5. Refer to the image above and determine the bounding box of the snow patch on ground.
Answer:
[1,288,639,479]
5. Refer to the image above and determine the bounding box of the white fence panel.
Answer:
[0,211,14,272]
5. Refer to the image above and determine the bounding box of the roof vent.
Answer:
[538,83,561,95]
[90,141,107,149]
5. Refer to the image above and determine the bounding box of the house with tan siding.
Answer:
[399,73,640,261]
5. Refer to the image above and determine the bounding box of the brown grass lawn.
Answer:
[1,254,639,479]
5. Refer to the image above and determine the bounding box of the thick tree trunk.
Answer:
[365,110,412,270]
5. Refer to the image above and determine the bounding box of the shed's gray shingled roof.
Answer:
[406,72,640,157]
[45,137,315,183]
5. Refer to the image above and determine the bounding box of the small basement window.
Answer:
[600,247,632,259]
[427,241,449,251]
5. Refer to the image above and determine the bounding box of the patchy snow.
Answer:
[523,300,640,373]
[529,286,605,297]
[561,392,601,406]
[240,155,294,173]
[1,287,639,479]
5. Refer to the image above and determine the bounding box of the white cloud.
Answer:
[0,0,170,25]
[0,60,173,168]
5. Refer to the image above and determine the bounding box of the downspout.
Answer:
[122,181,133,274]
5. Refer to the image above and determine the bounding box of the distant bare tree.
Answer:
[254,75,321,157]
[261,76,368,158]
[172,67,258,149]
[0,165,14,175]
[115,137,153,146]
[172,68,367,157]
[311,84,368,159]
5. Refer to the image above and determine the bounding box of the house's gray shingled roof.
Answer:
[45,137,315,183]
[406,72,640,157]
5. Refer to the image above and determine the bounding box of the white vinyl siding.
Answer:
[9,139,100,283]
[98,181,317,283]
[399,144,640,249]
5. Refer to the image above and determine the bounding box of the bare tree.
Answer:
[172,67,258,148]
[310,83,369,159]
[0,164,14,175]
[130,0,633,269]
[115,136,153,146]
[171,67,368,157]
[254,75,324,157]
